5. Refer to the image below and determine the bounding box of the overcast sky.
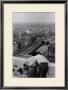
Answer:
[13,12,55,24]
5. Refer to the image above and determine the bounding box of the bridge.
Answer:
[19,41,42,56]
[17,35,55,56]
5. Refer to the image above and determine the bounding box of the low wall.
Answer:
[13,56,55,78]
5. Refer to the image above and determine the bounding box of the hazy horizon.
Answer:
[13,12,55,24]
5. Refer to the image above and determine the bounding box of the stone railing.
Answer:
[13,56,55,78]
